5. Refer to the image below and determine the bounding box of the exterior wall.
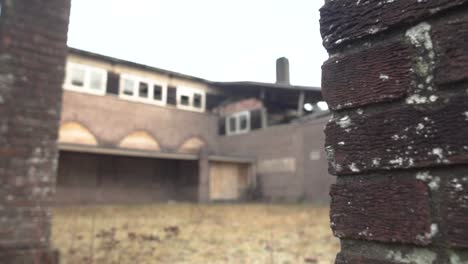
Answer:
[59,52,332,205]
[0,0,70,262]
[61,90,218,152]
[217,117,334,202]
[301,119,334,203]
[56,152,199,204]
[321,1,468,263]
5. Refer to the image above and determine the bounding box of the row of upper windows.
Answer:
[63,62,206,112]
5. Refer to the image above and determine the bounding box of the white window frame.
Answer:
[64,62,107,96]
[119,74,167,106]
[176,86,206,112]
[226,111,251,136]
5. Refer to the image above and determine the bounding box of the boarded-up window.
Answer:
[250,109,263,130]
[209,162,250,201]
[258,158,296,173]
[167,86,177,105]
[106,72,120,95]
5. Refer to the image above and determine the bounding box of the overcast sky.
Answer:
[68,0,327,87]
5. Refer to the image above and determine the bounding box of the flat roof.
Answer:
[213,81,322,92]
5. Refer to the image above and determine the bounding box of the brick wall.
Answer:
[0,0,70,263]
[320,0,468,262]
[61,91,218,152]
[217,117,334,202]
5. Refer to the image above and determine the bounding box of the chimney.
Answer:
[276,57,290,85]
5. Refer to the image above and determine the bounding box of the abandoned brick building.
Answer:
[56,48,333,204]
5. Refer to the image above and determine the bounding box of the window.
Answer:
[193,93,202,108]
[89,71,104,90]
[64,63,107,95]
[139,82,149,98]
[229,116,237,132]
[176,87,206,112]
[153,85,162,100]
[239,114,248,130]
[119,74,166,105]
[226,111,250,135]
[70,68,85,87]
[181,95,190,106]
[123,79,134,96]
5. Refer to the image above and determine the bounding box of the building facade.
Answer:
[56,48,334,204]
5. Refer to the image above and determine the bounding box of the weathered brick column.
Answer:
[0,0,70,263]
[320,1,468,263]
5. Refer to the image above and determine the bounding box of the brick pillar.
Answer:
[0,0,70,263]
[320,1,468,263]
[198,150,210,203]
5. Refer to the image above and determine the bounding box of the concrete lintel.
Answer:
[58,143,198,161]
[208,155,255,164]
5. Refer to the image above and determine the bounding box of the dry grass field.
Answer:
[52,204,339,264]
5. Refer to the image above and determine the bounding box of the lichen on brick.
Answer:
[405,22,437,105]
[386,249,437,264]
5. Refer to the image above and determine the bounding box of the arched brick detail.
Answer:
[177,136,206,153]
[118,131,161,151]
[58,122,98,146]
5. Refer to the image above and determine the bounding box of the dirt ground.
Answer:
[52,204,339,264]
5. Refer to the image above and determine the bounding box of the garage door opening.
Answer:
[56,151,199,204]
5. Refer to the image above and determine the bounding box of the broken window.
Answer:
[106,72,120,95]
[65,62,107,95]
[139,82,149,98]
[181,95,190,106]
[193,93,202,108]
[153,84,162,100]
